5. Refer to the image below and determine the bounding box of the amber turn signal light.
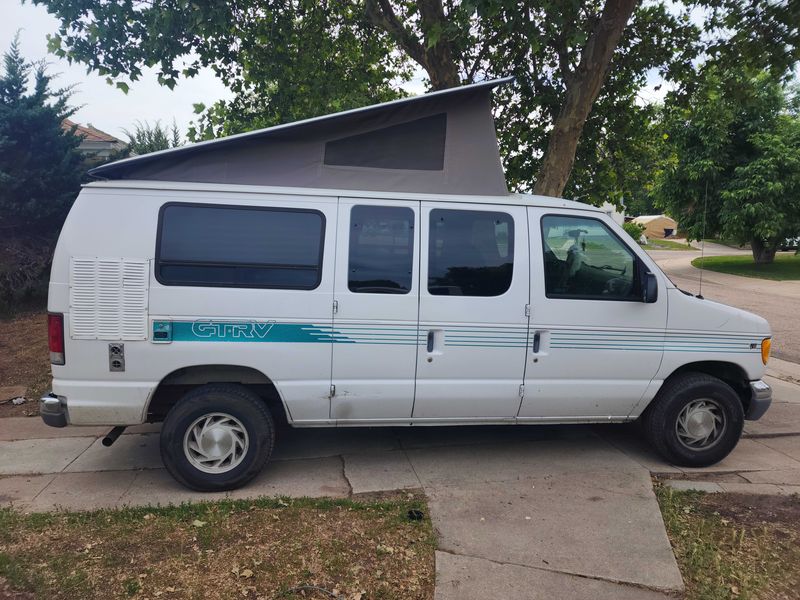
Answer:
[761,338,772,365]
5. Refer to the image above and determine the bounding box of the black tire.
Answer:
[643,372,744,467]
[160,384,275,492]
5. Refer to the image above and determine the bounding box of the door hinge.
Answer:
[329,384,336,398]
[524,304,531,318]
[332,299,339,315]
[518,384,525,398]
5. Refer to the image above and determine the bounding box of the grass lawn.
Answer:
[691,253,800,280]
[644,239,694,251]
[0,493,435,600]
[656,485,800,600]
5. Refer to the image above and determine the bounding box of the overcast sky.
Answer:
[5,0,666,144]
[4,1,235,140]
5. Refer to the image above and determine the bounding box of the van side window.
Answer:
[428,209,514,296]
[156,203,324,289]
[348,205,414,294]
[541,215,637,300]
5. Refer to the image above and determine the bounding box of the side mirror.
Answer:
[642,271,658,303]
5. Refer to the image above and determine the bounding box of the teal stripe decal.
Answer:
[153,320,761,353]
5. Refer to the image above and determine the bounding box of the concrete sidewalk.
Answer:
[2,366,799,598]
[1,422,687,597]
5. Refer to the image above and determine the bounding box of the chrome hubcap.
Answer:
[675,399,726,450]
[183,412,248,474]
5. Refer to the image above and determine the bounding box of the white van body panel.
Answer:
[330,198,421,421]
[412,201,530,420]
[521,206,669,420]
[47,181,771,427]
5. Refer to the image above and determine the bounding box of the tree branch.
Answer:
[467,36,492,83]
[553,33,574,88]
[365,0,429,72]
[533,0,640,197]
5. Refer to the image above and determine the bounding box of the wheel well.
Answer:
[664,361,751,410]
[146,365,290,425]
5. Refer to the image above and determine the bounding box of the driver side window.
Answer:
[541,215,637,300]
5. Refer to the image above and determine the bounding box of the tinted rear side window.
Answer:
[157,203,324,289]
[428,209,514,296]
[348,205,415,294]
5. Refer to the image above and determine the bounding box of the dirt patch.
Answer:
[657,484,800,600]
[703,492,800,530]
[0,577,34,600]
[0,493,435,600]
[655,472,750,483]
[0,312,49,417]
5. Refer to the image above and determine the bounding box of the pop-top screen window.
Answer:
[157,203,324,289]
[324,113,446,171]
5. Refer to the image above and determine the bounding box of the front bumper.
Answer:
[39,393,68,428]
[746,380,772,421]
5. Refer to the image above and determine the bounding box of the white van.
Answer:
[41,80,772,491]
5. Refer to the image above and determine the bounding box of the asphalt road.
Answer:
[647,242,799,363]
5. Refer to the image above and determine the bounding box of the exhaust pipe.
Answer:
[102,426,127,447]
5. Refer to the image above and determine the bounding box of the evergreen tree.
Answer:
[122,120,183,155]
[0,34,83,230]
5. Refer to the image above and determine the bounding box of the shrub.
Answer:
[623,221,646,243]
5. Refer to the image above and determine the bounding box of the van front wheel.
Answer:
[643,372,744,468]
[160,384,275,491]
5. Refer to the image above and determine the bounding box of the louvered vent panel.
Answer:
[70,258,149,340]
[121,261,149,339]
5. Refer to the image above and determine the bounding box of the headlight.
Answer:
[761,338,772,365]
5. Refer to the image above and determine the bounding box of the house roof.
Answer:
[88,77,514,196]
[633,215,677,224]
[63,119,123,144]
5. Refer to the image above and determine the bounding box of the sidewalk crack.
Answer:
[400,447,425,492]
[751,437,800,464]
[29,474,58,503]
[435,547,682,594]
[60,437,98,473]
[339,455,353,497]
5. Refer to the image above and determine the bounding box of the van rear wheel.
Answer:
[643,372,744,468]
[160,384,275,491]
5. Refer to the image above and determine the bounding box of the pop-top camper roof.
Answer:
[89,78,513,196]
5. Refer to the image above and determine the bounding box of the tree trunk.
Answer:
[416,0,460,90]
[365,0,460,90]
[532,0,639,198]
[368,0,638,198]
[751,238,777,264]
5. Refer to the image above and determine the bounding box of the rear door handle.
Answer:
[533,332,541,353]
[427,330,435,353]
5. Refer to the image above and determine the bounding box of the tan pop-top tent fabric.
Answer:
[632,215,678,239]
[89,78,513,196]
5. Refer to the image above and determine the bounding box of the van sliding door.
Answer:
[412,202,530,419]
[329,198,421,422]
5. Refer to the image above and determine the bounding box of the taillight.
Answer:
[48,313,65,365]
